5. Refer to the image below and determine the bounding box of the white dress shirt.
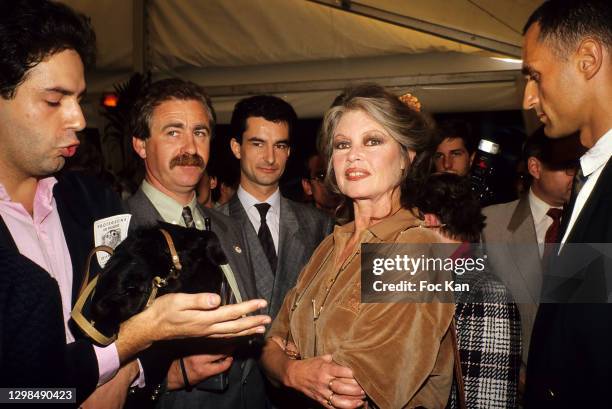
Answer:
[528,187,562,257]
[561,128,612,246]
[237,186,281,253]
[141,180,205,230]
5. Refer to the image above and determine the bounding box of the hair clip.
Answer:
[399,92,422,112]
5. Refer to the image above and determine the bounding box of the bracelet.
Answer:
[178,358,192,392]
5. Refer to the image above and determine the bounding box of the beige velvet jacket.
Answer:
[268,209,455,409]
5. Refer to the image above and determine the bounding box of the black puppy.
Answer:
[90,222,227,338]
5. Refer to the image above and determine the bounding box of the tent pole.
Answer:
[133,0,149,74]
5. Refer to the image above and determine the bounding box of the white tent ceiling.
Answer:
[63,0,543,125]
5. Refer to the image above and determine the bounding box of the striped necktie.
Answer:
[181,206,195,228]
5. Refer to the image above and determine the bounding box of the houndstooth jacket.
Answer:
[449,245,522,409]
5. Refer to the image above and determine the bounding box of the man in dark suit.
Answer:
[125,78,267,408]
[0,1,269,405]
[521,1,612,407]
[482,129,580,398]
[221,95,335,320]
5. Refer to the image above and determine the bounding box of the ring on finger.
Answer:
[328,378,335,391]
[327,391,335,406]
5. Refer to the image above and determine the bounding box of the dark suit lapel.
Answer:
[273,198,307,312]
[507,195,543,301]
[125,189,164,232]
[54,180,98,305]
[197,205,257,301]
[228,195,275,303]
[565,158,612,244]
[227,195,246,223]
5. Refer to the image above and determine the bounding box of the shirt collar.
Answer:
[141,179,199,226]
[0,176,57,203]
[237,185,281,215]
[528,187,559,223]
[334,207,422,241]
[580,128,612,177]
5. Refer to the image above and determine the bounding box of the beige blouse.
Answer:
[268,208,455,409]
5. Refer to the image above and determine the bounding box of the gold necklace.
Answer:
[285,235,364,358]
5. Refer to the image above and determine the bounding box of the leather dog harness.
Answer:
[71,228,242,346]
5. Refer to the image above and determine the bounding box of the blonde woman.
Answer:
[261,84,454,409]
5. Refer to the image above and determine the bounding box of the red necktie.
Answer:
[543,207,563,262]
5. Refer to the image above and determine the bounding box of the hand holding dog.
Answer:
[115,293,270,363]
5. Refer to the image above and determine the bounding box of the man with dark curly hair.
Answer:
[0,1,269,404]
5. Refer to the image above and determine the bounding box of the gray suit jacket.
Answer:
[482,195,542,365]
[125,188,266,409]
[220,194,334,320]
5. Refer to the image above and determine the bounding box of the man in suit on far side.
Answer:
[521,1,612,407]
[221,95,334,320]
[482,128,581,398]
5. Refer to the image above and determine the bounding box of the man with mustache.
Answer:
[125,78,267,408]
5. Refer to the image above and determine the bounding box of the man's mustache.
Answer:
[169,153,205,169]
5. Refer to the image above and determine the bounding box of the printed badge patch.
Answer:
[93,214,132,267]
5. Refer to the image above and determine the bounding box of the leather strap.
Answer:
[144,228,183,308]
[178,357,192,391]
[159,228,182,273]
[77,245,115,299]
[72,228,185,345]
[450,318,467,409]
[71,245,116,345]
[72,227,237,346]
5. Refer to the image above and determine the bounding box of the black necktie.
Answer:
[255,203,277,274]
[181,206,195,228]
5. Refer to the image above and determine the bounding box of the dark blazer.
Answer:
[482,195,542,366]
[0,247,66,388]
[124,188,266,409]
[0,171,125,404]
[525,158,612,408]
[219,193,334,319]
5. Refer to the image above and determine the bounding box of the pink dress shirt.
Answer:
[0,177,120,385]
